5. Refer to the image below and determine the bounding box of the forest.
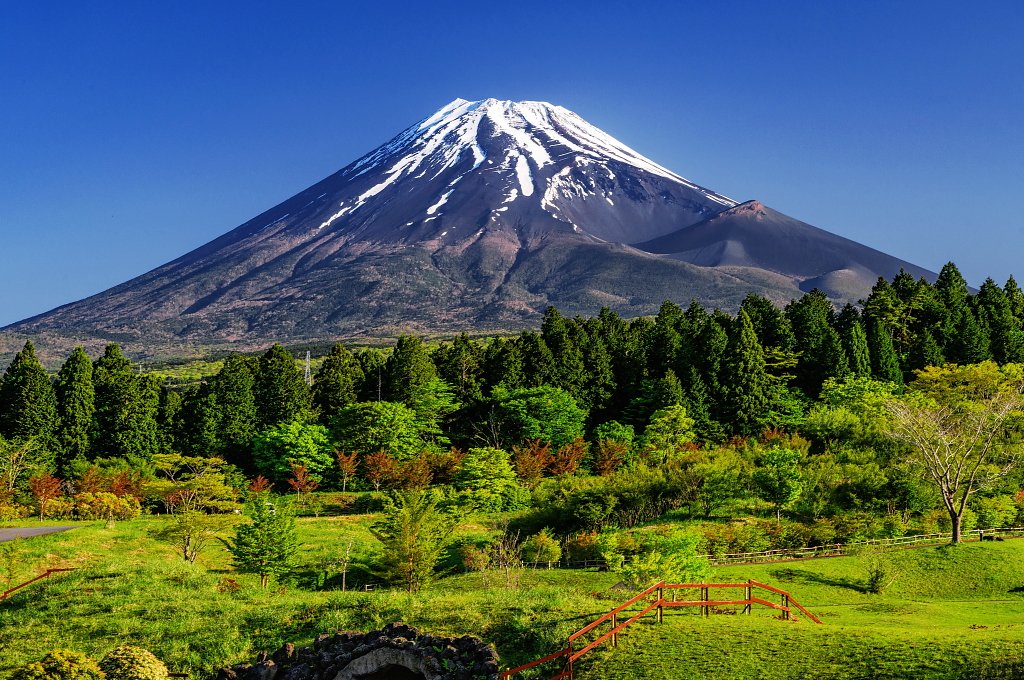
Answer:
[2,261,1024,561]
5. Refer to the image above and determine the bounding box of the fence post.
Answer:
[701,586,709,617]
[744,580,752,615]
[657,585,664,623]
[782,593,790,621]
[611,608,618,647]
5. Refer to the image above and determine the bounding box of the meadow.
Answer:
[3,512,1024,680]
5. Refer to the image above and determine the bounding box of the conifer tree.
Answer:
[867,318,903,384]
[355,348,387,402]
[580,330,616,418]
[228,496,298,589]
[840,317,872,378]
[383,335,437,404]
[518,331,555,388]
[92,345,160,465]
[907,328,945,371]
[786,290,849,395]
[254,344,311,429]
[55,347,94,470]
[975,278,1024,364]
[312,343,364,419]
[1004,276,1024,322]
[480,336,526,391]
[0,340,58,451]
[210,355,258,462]
[540,308,587,404]
[720,310,772,435]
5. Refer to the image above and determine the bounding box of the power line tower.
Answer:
[304,351,312,386]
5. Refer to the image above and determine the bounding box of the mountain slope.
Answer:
[4,98,934,356]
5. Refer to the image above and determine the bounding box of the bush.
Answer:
[352,492,387,513]
[73,493,141,521]
[522,528,562,565]
[42,498,76,520]
[98,646,168,680]
[12,650,103,680]
[0,503,31,521]
[972,495,1017,529]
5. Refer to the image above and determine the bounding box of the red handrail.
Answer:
[1,568,76,601]
[501,579,821,679]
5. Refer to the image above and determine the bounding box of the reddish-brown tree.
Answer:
[511,439,551,488]
[363,451,400,491]
[593,440,629,476]
[549,438,588,476]
[397,453,433,490]
[287,462,319,495]
[249,475,272,493]
[29,473,63,519]
[335,450,359,492]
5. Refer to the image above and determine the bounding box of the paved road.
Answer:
[0,526,77,542]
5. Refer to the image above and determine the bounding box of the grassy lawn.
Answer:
[3,516,1024,679]
[581,541,1024,679]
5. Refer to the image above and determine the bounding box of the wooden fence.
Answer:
[500,579,820,679]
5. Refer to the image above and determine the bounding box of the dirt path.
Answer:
[0,526,77,542]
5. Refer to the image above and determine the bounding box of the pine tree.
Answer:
[383,335,437,404]
[0,340,58,451]
[975,278,1024,364]
[840,317,872,378]
[55,347,94,471]
[355,348,388,401]
[517,331,555,387]
[867,318,903,384]
[786,290,849,395]
[312,343,364,419]
[720,310,772,436]
[254,344,311,429]
[91,345,160,465]
[228,496,298,588]
[209,355,258,463]
[907,328,945,371]
[541,307,587,403]
[1004,276,1024,322]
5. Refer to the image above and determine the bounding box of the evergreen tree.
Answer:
[355,348,387,402]
[312,343,364,419]
[91,344,161,465]
[720,310,772,436]
[383,335,436,404]
[480,336,526,391]
[867,318,903,384]
[907,328,945,371]
[176,383,220,458]
[540,307,587,403]
[54,347,94,471]
[432,334,485,407]
[0,340,58,451]
[838,313,871,378]
[786,290,849,395]
[157,385,182,455]
[254,344,311,429]
[1004,276,1024,322]
[975,278,1024,364]
[579,329,616,419]
[517,331,555,387]
[228,496,298,588]
[209,355,258,463]
[647,301,684,377]
[943,306,992,365]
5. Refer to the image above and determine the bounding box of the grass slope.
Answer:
[583,542,1024,679]
[3,516,1024,679]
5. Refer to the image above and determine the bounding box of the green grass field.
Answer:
[2,515,1024,679]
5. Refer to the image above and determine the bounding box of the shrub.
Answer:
[0,503,31,521]
[42,498,76,520]
[522,528,562,565]
[98,646,168,680]
[972,495,1017,529]
[12,650,104,680]
[352,492,387,513]
[73,493,141,521]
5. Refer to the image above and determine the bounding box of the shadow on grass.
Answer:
[769,567,867,594]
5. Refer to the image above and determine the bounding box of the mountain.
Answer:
[4,98,933,359]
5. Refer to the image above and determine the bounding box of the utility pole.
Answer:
[304,351,312,386]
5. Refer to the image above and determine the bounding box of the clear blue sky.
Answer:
[2,1,1023,326]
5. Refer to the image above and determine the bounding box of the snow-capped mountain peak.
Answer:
[311,98,736,244]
